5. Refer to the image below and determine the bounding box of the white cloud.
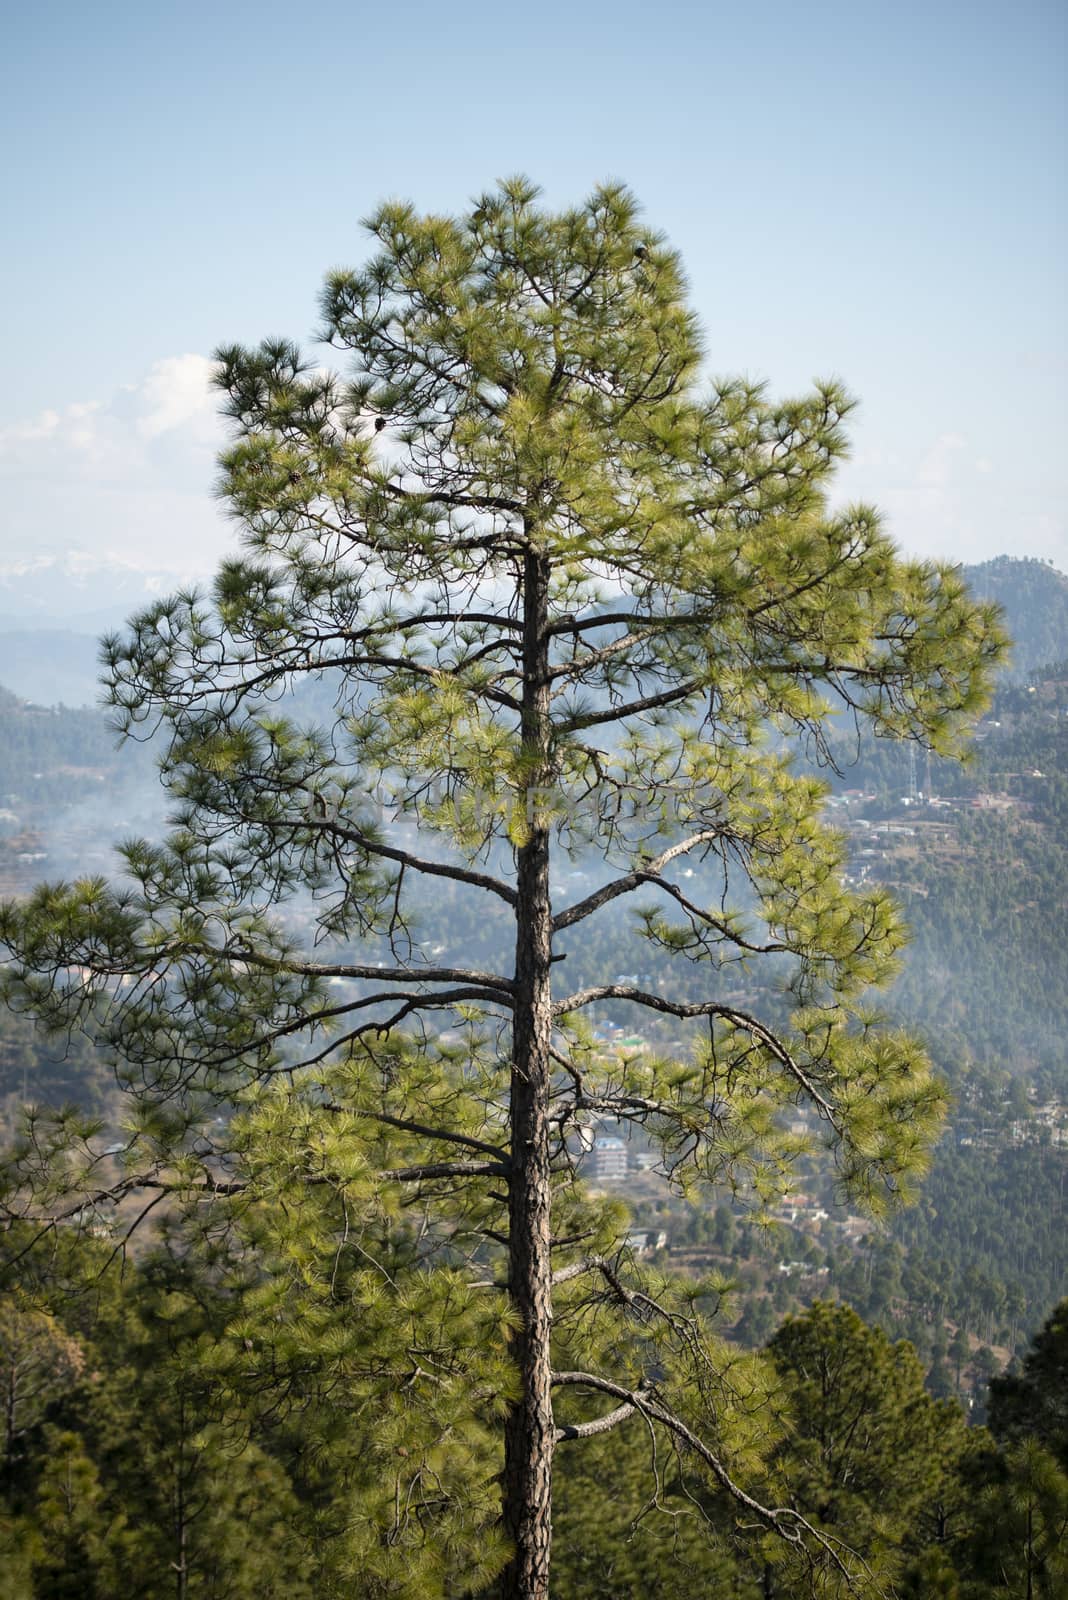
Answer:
[1,355,221,471]
[2,371,1065,584]
[135,353,217,440]
[834,428,1067,570]
[4,408,61,443]
[0,356,233,577]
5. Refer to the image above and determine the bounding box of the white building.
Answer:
[589,1136,628,1181]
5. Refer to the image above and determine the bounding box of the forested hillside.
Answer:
[0,687,155,898]
[668,657,1068,1366]
[830,664,1068,1080]
[1,402,1065,1596]
[0,561,1065,1363]
[962,556,1068,677]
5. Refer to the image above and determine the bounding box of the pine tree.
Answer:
[0,179,1004,1598]
[989,1298,1068,1467]
[763,1302,978,1589]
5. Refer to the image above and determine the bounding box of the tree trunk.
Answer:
[5,1364,15,1471]
[174,1393,188,1600]
[502,549,555,1599]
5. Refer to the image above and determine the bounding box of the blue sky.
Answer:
[1,0,1065,588]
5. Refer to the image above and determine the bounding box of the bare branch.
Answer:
[380,1159,508,1182]
[306,815,517,906]
[554,1395,646,1443]
[230,945,515,996]
[550,1371,875,1591]
[560,679,701,733]
[550,1258,600,1287]
[551,990,839,1127]
[544,608,718,639]
[332,609,524,638]
[553,831,722,930]
[373,476,523,518]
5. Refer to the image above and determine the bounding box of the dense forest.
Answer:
[2,1226,1065,1596]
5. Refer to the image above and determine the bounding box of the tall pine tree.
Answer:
[1,180,1004,1598]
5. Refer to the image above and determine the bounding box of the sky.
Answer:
[1,0,1065,599]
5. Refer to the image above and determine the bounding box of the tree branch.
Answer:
[554,1394,646,1443]
[559,679,701,733]
[230,946,515,996]
[544,608,719,639]
[380,1159,508,1182]
[552,831,722,930]
[550,1371,875,1590]
[306,815,517,906]
[551,990,839,1126]
[337,1106,509,1163]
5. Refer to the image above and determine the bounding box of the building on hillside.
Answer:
[625,1229,668,1257]
[589,1136,628,1181]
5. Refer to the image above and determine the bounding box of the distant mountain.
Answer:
[962,556,1068,677]
[0,551,1064,710]
[0,631,104,708]
[0,682,160,898]
[0,551,209,633]
[0,551,211,706]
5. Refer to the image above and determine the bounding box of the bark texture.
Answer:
[501,550,555,1599]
